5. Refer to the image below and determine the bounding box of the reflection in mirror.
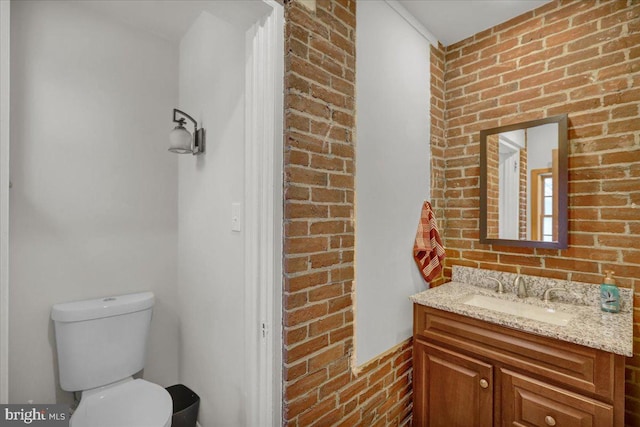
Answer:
[480,114,568,249]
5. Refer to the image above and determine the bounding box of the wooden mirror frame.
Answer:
[479,114,568,249]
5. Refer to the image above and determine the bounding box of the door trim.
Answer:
[0,0,10,404]
[244,2,283,424]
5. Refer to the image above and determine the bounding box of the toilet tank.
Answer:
[51,292,155,392]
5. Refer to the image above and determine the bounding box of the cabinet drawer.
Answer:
[501,369,613,426]
[414,305,617,400]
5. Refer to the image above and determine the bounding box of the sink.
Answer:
[461,294,576,326]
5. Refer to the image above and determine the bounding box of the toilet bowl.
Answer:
[71,378,172,427]
[52,292,173,427]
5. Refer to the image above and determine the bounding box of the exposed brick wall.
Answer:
[429,43,448,288]
[519,146,527,240]
[438,0,640,425]
[282,1,412,425]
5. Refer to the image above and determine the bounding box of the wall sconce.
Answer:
[169,108,205,155]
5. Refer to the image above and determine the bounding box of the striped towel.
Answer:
[413,201,446,282]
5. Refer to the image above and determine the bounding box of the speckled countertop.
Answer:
[410,266,633,357]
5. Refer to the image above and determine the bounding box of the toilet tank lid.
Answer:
[51,292,154,322]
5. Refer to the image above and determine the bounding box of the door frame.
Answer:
[0,0,10,404]
[244,1,283,425]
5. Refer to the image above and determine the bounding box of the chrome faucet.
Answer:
[542,287,565,302]
[513,267,526,298]
[487,277,505,294]
[514,275,527,298]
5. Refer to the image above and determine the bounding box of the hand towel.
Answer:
[413,201,446,282]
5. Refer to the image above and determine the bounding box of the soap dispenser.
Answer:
[600,270,620,313]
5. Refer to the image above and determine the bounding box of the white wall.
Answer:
[526,123,558,239]
[355,1,431,364]
[177,12,247,426]
[527,123,557,170]
[9,1,180,404]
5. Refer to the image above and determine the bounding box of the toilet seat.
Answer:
[71,379,172,427]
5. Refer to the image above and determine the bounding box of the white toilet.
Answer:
[51,292,173,427]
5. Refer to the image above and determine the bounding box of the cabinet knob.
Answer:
[545,415,556,426]
[479,379,489,389]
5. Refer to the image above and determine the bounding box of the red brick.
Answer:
[609,118,640,135]
[286,271,328,293]
[499,40,543,62]
[519,45,563,67]
[545,21,598,47]
[572,134,635,154]
[287,5,329,40]
[309,344,344,372]
[319,370,351,398]
[599,235,640,250]
[286,304,328,329]
[287,94,331,119]
[543,74,592,94]
[286,236,328,254]
[520,69,565,89]
[285,256,308,274]
[603,87,640,106]
[567,25,623,53]
[309,283,344,303]
[309,312,344,336]
[297,397,337,427]
[285,324,308,346]
[285,392,318,420]
[308,251,340,270]
[571,194,628,207]
[285,365,328,402]
[571,220,626,234]
[329,324,353,344]
[285,361,308,382]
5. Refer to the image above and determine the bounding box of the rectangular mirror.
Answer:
[480,114,568,249]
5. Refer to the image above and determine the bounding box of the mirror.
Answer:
[480,114,568,249]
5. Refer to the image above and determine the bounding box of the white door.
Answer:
[499,148,520,240]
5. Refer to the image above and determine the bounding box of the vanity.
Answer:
[410,266,633,427]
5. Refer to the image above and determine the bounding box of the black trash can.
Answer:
[166,384,200,427]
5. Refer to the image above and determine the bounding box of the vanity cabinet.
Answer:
[413,304,625,426]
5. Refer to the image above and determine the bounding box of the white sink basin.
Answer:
[461,294,576,326]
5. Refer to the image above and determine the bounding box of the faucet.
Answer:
[514,275,527,298]
[513,266,526,298]
[487,277,505,294]
[542,287,565,302]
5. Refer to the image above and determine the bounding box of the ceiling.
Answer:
[397,0,552,46]
[74,0,551,47]
[74,0,271,43]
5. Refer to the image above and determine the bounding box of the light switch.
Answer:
[231,202,242,232]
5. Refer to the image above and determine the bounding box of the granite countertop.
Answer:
[410,268,633,357]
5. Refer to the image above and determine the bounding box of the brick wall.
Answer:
[282,1,413,425]
[429,43,448,288]
[437,0,640,425]
[519,146,528,239]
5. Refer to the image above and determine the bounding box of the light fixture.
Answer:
[169,108,205,155]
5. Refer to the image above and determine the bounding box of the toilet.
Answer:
[51,292,172,427]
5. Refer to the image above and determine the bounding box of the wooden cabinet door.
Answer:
[414,340,493,427]
[501,369,614,427]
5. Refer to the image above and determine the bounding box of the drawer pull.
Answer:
[479,379,489,389]
[545,415,556,426]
